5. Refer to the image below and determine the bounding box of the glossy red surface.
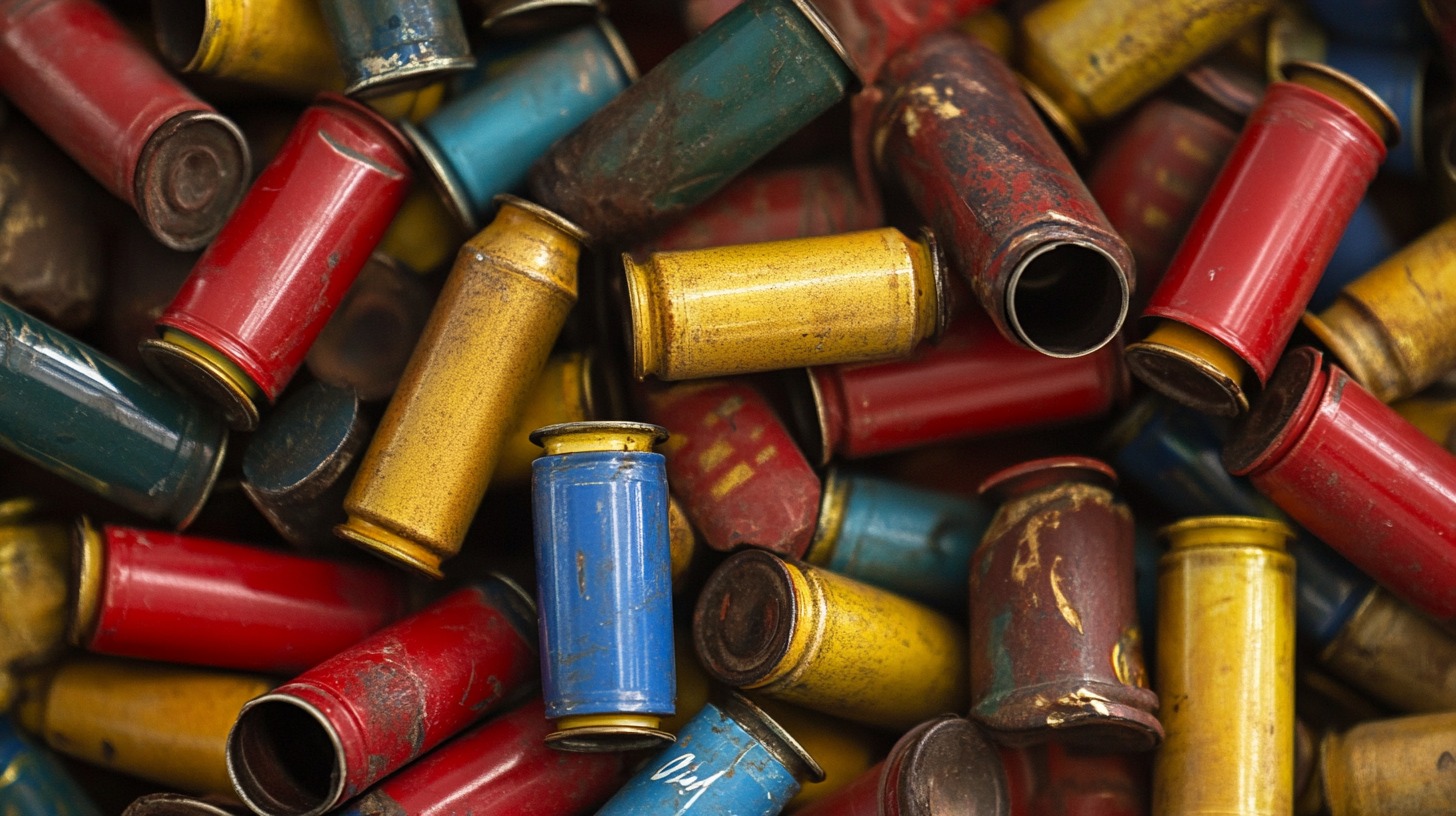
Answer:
[156,95,412,401]
[1141,81,1387,383]
[84,524,409,673]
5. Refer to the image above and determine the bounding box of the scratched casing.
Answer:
[1153,516,1295,816]
[319,0,473,97]
[1313,711,1456,816]
[694,550,968,731]
[0,714,101,816]
[226,581,538,816]
[0,521,69,710]
[969,457,1161,750]
[337,197,583,578]
[151,0,346,97]
[594,695,823,816]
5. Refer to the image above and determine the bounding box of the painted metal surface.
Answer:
[808,0,994,83]
[1312,196,1405,313]
[527,0,856,244]
[494,352,603,489]
[1002,743,1150,816]
[15,656,272,796]
[806,469,988,611]
[694,550,967,730]
[1325,42,1427,177]
[0,0,250,250]
[808,313,1126,462]
[226,581,538,816]
[748,697,880,809]
[1319,587,1456,714]
[409,22,634,228]
[1225,347,1456,632]
[970,457,1161,750]
[377,184,467,274]
[531,421,675,751]
[144,94,414,432]
[0,300,227,528]
[594,694,822,816]
[1314,711,1456,815]
[319,0,474,97]
[337,197,582,579]
[0,521,69,710]
[151,0,346,97]
[640,378,821,559]
[338,697,630,816]
[1152,516,1295,816]
[305,254,432,404]
[873,32,1133,358]
[0,715,100,816]
[1128,65,1395,417]
[626,227,944,380]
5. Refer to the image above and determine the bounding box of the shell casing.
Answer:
[151,0,346,98]
[226,581,539,816]
[807,469,990,612]
[122,794,248,816]
[408,22,635,229]
[970,457,1162,750]
[1310,196,1406,314]
[748,697,882,809]
[1316,712,1456,815]
[305,254,432,403]
[377,183,467,274]
[0,301,227,529]
[873,32,1134,358]
[807,0,996,83]
[627,227,943,381]
[1325,42,1427,178]
[693,550,968,731]
[0,522,70,710]
[1304,215,1456,404]
[668,494,699,591]
[1319,586,1456,714]
[1128,65,1395,417]
[337,197,583,579]
[0,714,101,816]
[594,695,823,816]
[493,351,603,489]
[527,0,857,245]
[0,0,251,251]
[640,378,822,559]
[1153,516,1295,816]
[1018,0,1274,126]
[144,94,414,431]
[1001,742,1151,816]
[338,697,630,816]
[16,657,272,796]
[808,312,1127,462]
[531,421,676,752]
[1393,391,1456,453]
[319,0,474,98]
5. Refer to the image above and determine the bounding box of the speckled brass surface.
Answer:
[1317,712,1456,816]
[1319,587,1456,714]
[493,351,598,487]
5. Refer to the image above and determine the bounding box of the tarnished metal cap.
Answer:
[135,110,251,251]
[1223,346,1327,476]
[881,716,1009,816]
[692,550,799,688]
[721,692,825,783]
[140,329,264,431]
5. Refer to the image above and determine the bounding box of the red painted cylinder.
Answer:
[143,94,414,431]
[69,519,410,674]
[806,313,1126,463]
[0,0,250,251]
[1001,744,1148,816]
[226,581,539,816]
[342,697,631,816]
[1226,346,1456,633]
[640,378,822,559]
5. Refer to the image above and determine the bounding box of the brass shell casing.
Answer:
[492,351,602,487]
[1319,587,1456,714]
[625,227,945,381]
[338,196,583,578]
[0,521,70,709]
[152,0,346,97]
[1154,516,1295,816]
[1317,712,1456,816]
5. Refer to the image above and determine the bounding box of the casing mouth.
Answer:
[227,693,345,816]
[1005,239,1129,358]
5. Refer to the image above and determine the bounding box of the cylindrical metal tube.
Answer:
[873,32,1133,357]
[1324,42,1427,178]
[747,697,880,809]
[0,521,70,710]
[143,95,414,432]
[0,0,251,250]
[494,351,605,489]
[0,715,101,816]
[226,581,538,816]
[337,196,584,579]
[1153,516,1295,816]
[626,227,945,381]
[150,0,346,98]
[0,301,227,528]
[808,0,994,83]
[1315,712,1456,815]
[693,550,968,731]
[1319,587,1456,714]
[532,421,675,751]
[319,0,474,97]
[1003,743,1151,816]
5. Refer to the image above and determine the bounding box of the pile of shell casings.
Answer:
[0,0,1454,813]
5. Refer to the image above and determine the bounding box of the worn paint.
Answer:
[153,0,345,97]
[319,0,473,97]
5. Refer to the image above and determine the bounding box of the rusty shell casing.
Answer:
[1153,516,1296,816]
[526,0,857,245]
[1127,64,1396,417]
[0,116,102,330]
[143,94,414,432]
[68,518,410,675]
[0,522,69,710]
[969,457,1161,750]
[1225,347,1456,632]
[150,0,346,97]
[15,657,272,796]
[693,550,968,731]
[0,0,251,251]
[640,378,822,559]
[123,794,249,816]
[808,0,995,84]
[873,32,1133,358]
[226,581,538,816]
[494,351,606,489]
[337,196,583,579]
[1018,0,1274,126]
[319,0,474,97]
[748,696,882,809]
[1319,587,1456,714]
[0,714,102,816]
[1304,216,1456,404]
[626,227,945,381]
[1314,712,1456,816]
[305,253,433,403]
